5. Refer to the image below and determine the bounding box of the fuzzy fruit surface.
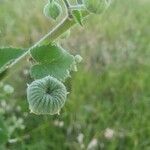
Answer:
[27,76,67,115]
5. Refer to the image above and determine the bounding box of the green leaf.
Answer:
[0,47,24,73]
[0,117,9,145]
[30,44,76,81]
[72,10,83,26]
[30,44,63,64]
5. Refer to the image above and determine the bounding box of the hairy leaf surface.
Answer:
[30,44,77,81]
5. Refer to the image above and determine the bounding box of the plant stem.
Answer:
[63,0,70,9]
[1,10,89,82]
[63,0,72,18]
[70,4,85,10]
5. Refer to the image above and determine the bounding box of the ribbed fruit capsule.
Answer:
[43,0,62,20]
[27,76,67,115]
[84,0,111,14]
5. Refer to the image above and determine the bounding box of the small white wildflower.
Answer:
[15,118,25,130]
[3,84,14,94]
[8,138,18,144]
[77,133,84,144]
[104,128,114,140]
[59,121,64,127]
[23,69,29,75]
[54,120,64,128]
[87,138,98,150]
[54,120,59,126]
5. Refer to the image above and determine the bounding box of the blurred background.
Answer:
[0,0,150,149]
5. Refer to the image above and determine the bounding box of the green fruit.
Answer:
[43,1,62,20]
[84,0,111,14]
[27,76,67,115]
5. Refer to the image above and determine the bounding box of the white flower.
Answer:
[104,128,114,140]
[77,133,84,144]
[54,120,64,128]
[59,121,64,127]
[23,69,29,75]
[3,84,14,94]
[87,138,98,150]
[54,120,59,126]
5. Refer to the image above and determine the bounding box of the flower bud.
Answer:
[43,1,62,20]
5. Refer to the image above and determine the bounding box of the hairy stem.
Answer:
[63,0,72,18]
[63,0,70,9]
[1,10,89,82]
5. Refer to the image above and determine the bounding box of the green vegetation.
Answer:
[0,0,150,149]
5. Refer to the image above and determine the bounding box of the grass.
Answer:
[0,0,150,149]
